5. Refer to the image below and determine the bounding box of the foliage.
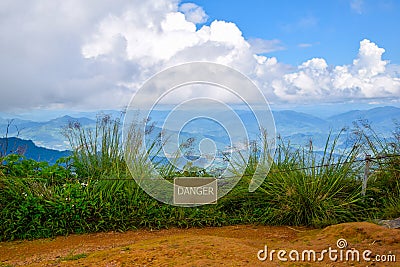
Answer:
[1,154,73,182]
[0,115,399,241]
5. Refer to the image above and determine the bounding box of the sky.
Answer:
[0,0,399,115]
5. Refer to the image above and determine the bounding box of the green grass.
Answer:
[265,132,364,227]
[61,253,88,261]
[0,114,399,241]
[62,113,128,180]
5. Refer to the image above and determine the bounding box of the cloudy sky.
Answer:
[1,0,399,113]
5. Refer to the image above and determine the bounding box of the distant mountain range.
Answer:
[0,115,95,151]
[0,106,399,164]
[0,137,71,164]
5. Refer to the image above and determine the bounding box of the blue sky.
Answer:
[191,0,399,66]
[0,0,399,116]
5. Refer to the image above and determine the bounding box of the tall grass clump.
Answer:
[122,118,161,183]
[220,130,275,217]
[237,131,366,227]
[63,114,128,180]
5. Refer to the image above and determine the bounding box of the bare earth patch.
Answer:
[1,222,399,266]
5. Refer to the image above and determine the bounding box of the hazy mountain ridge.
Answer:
[0,116,96,151]
[0,106,399,163]
[328,106,399,132]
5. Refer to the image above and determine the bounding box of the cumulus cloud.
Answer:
[0,0,179,111]
[272,39,400,102]
[0,0,399,112]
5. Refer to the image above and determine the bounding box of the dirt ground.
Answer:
[0,222,399,266]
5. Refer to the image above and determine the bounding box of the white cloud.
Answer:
[272,58,330,101]
[0,0,399,112]
[272,39,400,103]
[0,0,180,111]
[179,2,208,24]
[353,39,387,77]
[248,38,285,54]
[81,12,251,69]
